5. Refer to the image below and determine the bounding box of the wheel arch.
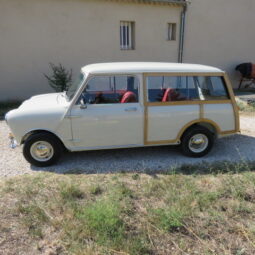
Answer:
[21,129,67,149]
[177,119,221,141]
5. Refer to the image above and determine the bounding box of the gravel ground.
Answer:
[0,115,255,177]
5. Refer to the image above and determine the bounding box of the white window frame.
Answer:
[167,23,177,41]
[120,21,135,50]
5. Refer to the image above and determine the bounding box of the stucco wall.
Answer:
[184,0,255,88]
[0,0,181,101]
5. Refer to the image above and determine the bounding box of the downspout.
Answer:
[178,1,188,63]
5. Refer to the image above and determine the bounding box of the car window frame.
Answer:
[74,73,141,106]
[144,72,230,104]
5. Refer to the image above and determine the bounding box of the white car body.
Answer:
[5,62,239,156]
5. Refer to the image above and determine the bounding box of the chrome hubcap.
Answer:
[188,134,208,153]
[30,141,54,162]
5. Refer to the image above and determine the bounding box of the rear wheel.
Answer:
[23,133,63,166]
[181,126,214,157]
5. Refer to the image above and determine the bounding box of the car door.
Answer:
[144,74,201,144]
[69,74,143,149]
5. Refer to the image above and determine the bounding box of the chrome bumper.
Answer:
[9,133,17,149]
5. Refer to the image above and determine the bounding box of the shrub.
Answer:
[44,63,72,92]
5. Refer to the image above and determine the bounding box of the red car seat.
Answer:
[121,91,137,103]
[162,88,176,102]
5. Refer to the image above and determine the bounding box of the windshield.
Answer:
[66,72,85,101]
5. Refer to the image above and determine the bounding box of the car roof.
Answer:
[81,62,224,75]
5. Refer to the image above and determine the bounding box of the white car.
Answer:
[5,62,240,166]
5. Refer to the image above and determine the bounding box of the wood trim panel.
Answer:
[144,118,237,146]
[223,73,240,133]
[145,100,232,107]
[199,104,204,119]
[220,130,237,135]
[142,72,239,146]
[143,74,148,144]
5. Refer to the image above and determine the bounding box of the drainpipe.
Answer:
[178,2,188,63]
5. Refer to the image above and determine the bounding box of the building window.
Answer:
[167,23,176,41]
[120,21,135,50]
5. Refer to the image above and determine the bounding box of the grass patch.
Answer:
[0,100,22,117]
[1,168,255,254]
[176,160,255,175]
[17,203,49,238]
[60,182,85,201]
[89,185,103,195]
[150,208,183,232]
[77,199,125,246]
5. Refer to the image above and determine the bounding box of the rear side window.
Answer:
[195,76,229,100]
[146,76,199,102]
[146,75,229,103]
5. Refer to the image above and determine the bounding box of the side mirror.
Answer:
[80,98,87,109]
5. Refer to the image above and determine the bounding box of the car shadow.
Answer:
[30,133,255,175]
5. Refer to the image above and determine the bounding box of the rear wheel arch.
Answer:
[179,120,220,142]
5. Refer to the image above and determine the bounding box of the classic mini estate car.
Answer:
[5,62,240,166]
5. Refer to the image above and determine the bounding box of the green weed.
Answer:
[150,208,183,232]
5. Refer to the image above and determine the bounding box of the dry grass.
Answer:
[1,167,255,255]
[236,98,255,114]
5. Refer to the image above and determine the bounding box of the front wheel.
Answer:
[23,133,63,167]
[181,127,214,157]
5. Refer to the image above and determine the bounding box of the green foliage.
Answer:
[77,200,125,246]
[196,191,220,211]
[114,182,135,199]
[89,185,103,195]
[59,182,85,201]
[236,99,255,112]
[17,203,49,238]
[132,173,140,180]
[44,63,72,92]
[75,198,150,255]
[4,170,255,255]
[236,100,247,111]
[249,101,255,108]
[151,208,183,232]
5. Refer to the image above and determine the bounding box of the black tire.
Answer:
[23,133,63,167]
[181,126,214,158]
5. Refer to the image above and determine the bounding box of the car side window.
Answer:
[146,76,199,102]
[195,76,229,100]
[78,75,139,104]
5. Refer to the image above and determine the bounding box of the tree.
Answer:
[44,63,72,92]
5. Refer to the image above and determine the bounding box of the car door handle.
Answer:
[125,107,137,112]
